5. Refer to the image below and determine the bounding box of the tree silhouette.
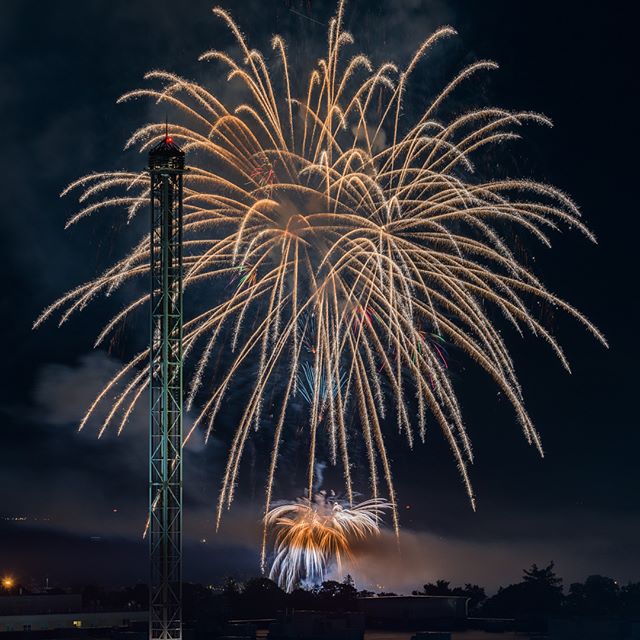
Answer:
[417,580,452,596]
[412,580,485,613]
[523,562,563,587]
[315,577,358,611]
[566,575,619,616]
[482,562,563,620]
[455,584,486,613]
[222,577,240,598]
[620,582,640,617]
[240,577,286,617]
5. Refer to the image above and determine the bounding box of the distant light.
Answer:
[2,577,14,589]
[166,136,173,144]
[112,508,118,513]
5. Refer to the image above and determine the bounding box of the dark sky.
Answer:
[0,0,636,593]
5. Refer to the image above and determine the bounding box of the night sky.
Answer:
[1,0,636,593]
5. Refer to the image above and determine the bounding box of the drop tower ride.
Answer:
[148,134,185,640]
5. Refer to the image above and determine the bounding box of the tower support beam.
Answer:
[149,136,185,640]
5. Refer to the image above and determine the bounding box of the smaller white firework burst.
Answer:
[265,492,391,592]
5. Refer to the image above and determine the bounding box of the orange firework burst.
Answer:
[36,1,606,537]
[265,493,390,591]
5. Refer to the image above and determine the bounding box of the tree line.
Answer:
[411,562,640,619]
[209,562,640,621]
[24,562,637,625]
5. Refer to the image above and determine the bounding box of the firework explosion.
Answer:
[266,493,390,591]
[36,1,606,540]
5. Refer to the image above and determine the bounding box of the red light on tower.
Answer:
[166,136,173,144]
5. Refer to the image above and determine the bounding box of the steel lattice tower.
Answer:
[148,134,185,640]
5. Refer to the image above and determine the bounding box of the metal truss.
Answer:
[148,136,185,640]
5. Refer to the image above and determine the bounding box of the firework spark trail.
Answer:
[265,493,390,592]
[297,361,346,409]
[37,1,606,539]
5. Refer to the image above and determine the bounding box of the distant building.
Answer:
[0,610,147,634]
[0,591,146,635]
[357,595,468,627]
